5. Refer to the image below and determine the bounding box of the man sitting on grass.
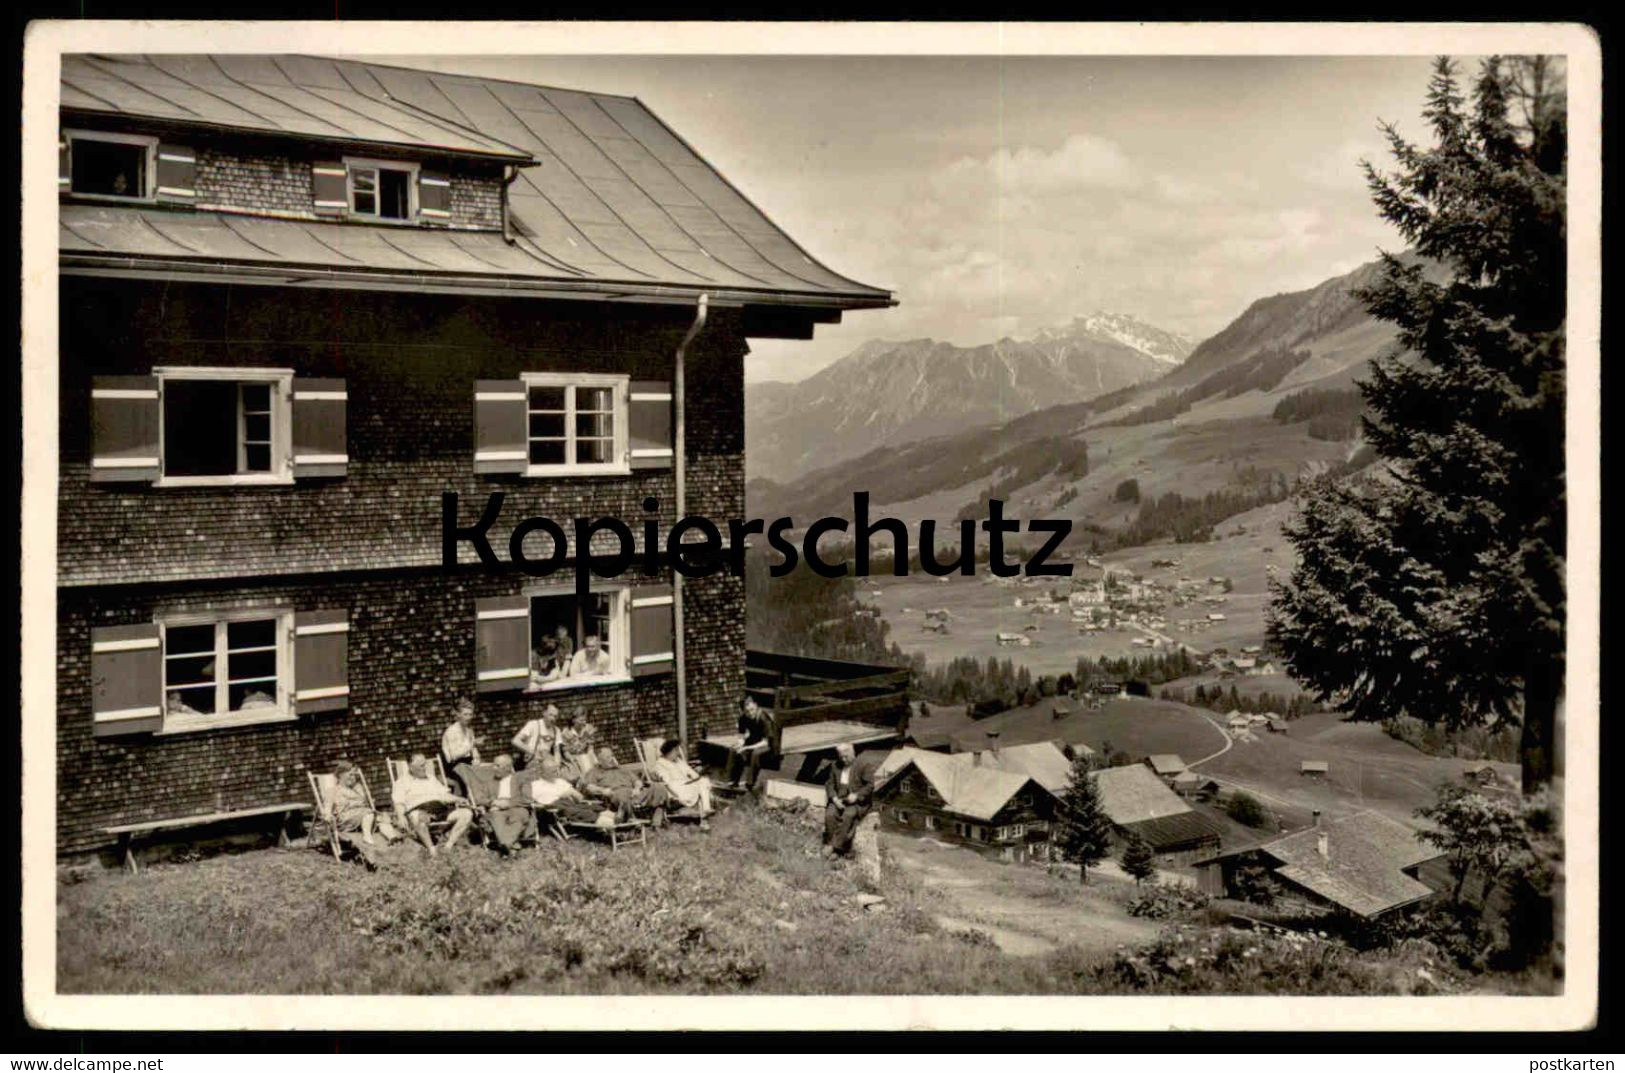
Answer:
[391,752,474,857]
[579,746,669,827]
[528,758,620,827]
[652,738,713,831]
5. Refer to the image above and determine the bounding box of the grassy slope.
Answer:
[56,801,1504,997]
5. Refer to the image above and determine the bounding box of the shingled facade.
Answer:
[56,55,893,855]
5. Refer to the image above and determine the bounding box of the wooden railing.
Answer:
[745,649,911,730]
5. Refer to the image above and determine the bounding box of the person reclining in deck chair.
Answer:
[528,758,620,827]
[579,747,669,826]
[652,738,713,830]
[331,760,400,848]
[822,743,874,859]
[477,754,539,855]
[391,752,474,857]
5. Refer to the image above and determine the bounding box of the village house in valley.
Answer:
[56,54,893,857]
[1193,811,1449,919]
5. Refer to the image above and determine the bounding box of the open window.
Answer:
[159,610,292,732]
[346,158,418,222]
[474,581,673,694]
[154,368,293,485]
[63,130,154,200]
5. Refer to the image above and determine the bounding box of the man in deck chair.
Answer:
[579,747,669,826]
[652,738,713,830]
[476,754,539,855]
[391,752,474,857]
[528,758,618,827]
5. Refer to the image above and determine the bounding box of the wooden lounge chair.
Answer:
[634,737,719,824]
[308,768,386,865]
[385,756,481,846]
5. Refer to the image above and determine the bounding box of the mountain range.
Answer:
[746,313,1191,483]
[748,254,1436,529]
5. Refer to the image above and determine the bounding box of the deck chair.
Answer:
[386,757,482,847]
[307,769,383,865]
[634,736,717,824]
[560,813,648,851]
[463,770,545,853]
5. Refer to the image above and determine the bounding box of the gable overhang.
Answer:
[59,253,893,331]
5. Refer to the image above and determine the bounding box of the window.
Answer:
[161,610,292,730]
[525,584,630,691]
[65,130,154,199]
[523,373,628,475]
[893,809,910,825]
[347,159,417,221]
[156,368,291,485]
[924,815,937,830]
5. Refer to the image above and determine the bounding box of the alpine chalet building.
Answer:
[56,55,893,857]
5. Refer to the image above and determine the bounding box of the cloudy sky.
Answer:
[393,54,1440,382]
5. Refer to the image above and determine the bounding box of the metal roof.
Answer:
[63,55,533,162]
[1118,811,1223,852]
[59,55,895,311]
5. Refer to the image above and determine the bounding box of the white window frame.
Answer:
[152,367,294,488]
[157,607,295,734]
[522,579,633,692]
[923,815,938,830]
[63,129,157,202]
[521,372,630,477]
[345,157,420,223]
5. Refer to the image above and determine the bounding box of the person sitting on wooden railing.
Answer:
[722,696,778,791]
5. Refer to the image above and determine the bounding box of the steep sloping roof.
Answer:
[63,54,533,161]
[877,744,1071,801]
[59,54,894,310]
[1092,764,1194,827]
[1265,812,1440,918]
[878,751,1040,822]
[1119,811,1222,851]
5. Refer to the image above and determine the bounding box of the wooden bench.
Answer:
[105,802,309,874]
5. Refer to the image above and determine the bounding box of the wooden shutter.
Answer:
[154,143,197,205]
[58,136,71,192]
[474,379,527,475]
[90,375,160,483]
[419,167,451,222]
[292,378,348,478]
[312,161,348,217]
[294,609,349,714]
[91,623,162,738]
[475,594,530,693]
[628,584,675,678]
[628,380,673,470]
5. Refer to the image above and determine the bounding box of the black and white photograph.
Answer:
[18,21,1599,1033]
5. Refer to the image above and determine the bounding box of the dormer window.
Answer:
[346,159,418,221]
[62,130,155,200]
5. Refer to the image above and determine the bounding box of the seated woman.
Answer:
[651,738,713,830]
[331,761,400,847]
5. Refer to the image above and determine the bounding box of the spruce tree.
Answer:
[1269,57,1567,793]
[1120,835,1157,887]
[1054,754,1115,884]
